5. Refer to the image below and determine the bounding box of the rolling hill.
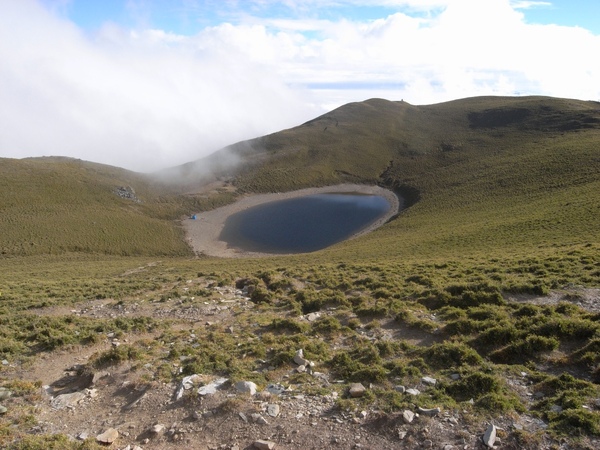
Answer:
[1,95,599,261]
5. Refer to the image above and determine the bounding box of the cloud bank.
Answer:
[1,0,599,172]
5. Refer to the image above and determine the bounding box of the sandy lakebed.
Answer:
[183,184,401,258]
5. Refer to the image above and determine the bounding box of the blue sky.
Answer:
[46,0,600,35]
[2,0,600,171]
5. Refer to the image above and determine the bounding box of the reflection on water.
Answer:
[219,193,390,254]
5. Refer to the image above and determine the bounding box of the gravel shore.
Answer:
[183,184,401,258]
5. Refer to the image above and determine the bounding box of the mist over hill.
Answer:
[1,95,599,259]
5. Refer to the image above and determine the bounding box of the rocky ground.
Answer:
[1,279,598,450]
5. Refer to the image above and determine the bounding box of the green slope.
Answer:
[0,157,192,256]
[1,95,599,260]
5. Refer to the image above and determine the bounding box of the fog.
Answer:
[2,0,599,173]
[0,1,322,172]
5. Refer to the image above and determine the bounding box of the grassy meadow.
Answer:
[0,95,599,448]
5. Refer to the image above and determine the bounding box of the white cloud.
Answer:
[1,0,599,172]
[0,0,321,172]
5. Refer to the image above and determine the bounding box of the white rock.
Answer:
[151,423,165,434]
[349,383,366,398]
[418,407,441,417]
[96,428,119,444]
[405,388,421,396]
[251,413,269,425]
[306,312,320,322]
[51,391,87,410]
[235,381,257,395]
[265,383,286,395]
[293,349,309,366]
[181,374,203,390]
[198,377,228,396]
[402,410,415,424]
[483,424,497,448]
[253,440,276,450]
[422,376,437,386]
[267,404,280,417]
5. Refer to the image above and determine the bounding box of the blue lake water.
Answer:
[219,193,391,254]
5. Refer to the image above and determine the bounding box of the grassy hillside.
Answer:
[221,96,600,262]
[1,95,598,261]
[0,157,236,256]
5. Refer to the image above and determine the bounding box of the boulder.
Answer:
[96,428,119,444]
[483,424,497,448]
[349,383,366,398]
[422,376,437,386]
[197,377,228,396]
[51,391,86,410]
[235,381,257,396]
[418,407,441,417]
[402,409,415,424]
[293,349,309,366]
[254,440,276,449]
[267,404,280,417]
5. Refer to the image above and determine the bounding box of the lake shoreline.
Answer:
[183,184,401,258]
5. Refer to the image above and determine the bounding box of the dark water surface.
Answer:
[219,193,391,254]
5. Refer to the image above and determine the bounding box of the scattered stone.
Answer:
[405,388,421,396]
[181,374,203,390]
[1,360,8,366]
[422,376,437,386]
[423,439,433,448]
[482,424,497,448]
[349,383,366,398]
[0,388,12,400]
[403,410,415,424]
[359,410,367,420]
[76,431,89,440]
[306,312,320,322]
[96,428,119,444]
[235,381,257,396]
[198,377,228,396]
[398,430,407,440]
[265,383,286,395]
[394,385,406,393]
[450,373,461,380]
[0,405,7,415]
[85,388,98,399]
[296,365,306,373]
[418,407,441,417]
[267,404,280,417]
[51,391,87,410]
[251,413,269,425]
[238,412,248,423]
[151,423,165,435]
[253,440,276,450]
[293,349,309,366]
[550,404,563,413]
